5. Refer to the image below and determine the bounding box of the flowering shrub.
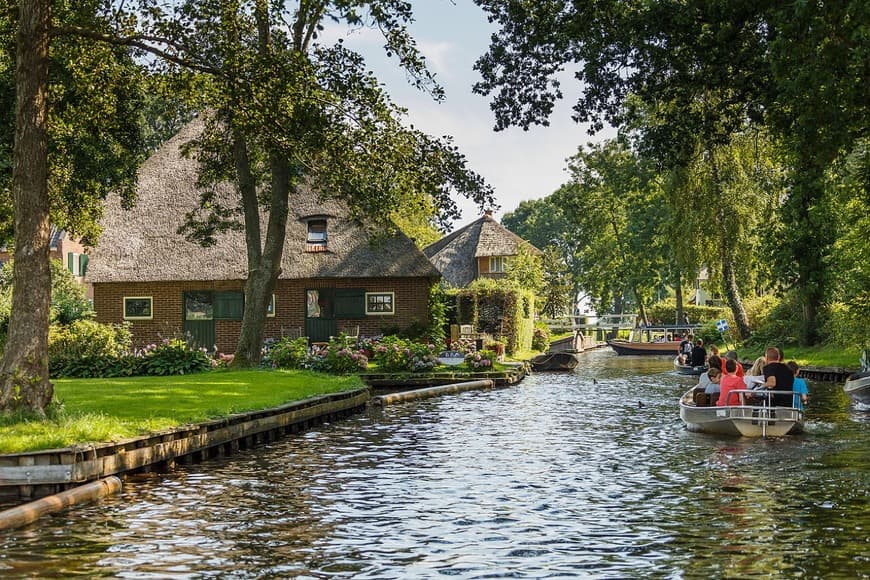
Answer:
[465,349,496,370]
[138,338,213,376]
[304,341,369,374]
[49,326,214,378]
[262,336,309,369]
[532,324,550,352]
[370,336,438,373]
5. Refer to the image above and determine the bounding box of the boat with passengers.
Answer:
[607,322,701,356]
[679,387,804,437]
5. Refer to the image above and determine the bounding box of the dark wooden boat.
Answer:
[530,352,579,372]
[673,357,706,376]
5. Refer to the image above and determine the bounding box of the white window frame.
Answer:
[266,294,276,318]
[365,292,395,315]
[123,296,153,320]
[489,256,506,273]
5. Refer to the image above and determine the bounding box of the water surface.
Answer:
[1,350,866,578]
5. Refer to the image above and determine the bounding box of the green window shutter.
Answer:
[334,289,365,318]
[214,291,244,320]
[79,254,89,277]
[67,252,74,273]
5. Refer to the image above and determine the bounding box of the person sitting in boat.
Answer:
[678,333,694,364]
[787,360,809,410]
[690,338,707,367]
[717,358,744,406]
[701,365,722,395]
[722,350,744,378]
[763,346,795,406]
[743,356,766,387]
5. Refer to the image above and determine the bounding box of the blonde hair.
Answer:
[750,356,766,376]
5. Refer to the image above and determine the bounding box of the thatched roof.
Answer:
[422,212,542,288]
[88,117,440,283]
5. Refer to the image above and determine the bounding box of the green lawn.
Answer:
[0,369,364,454]
[733,344,862,368]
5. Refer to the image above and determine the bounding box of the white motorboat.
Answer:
[679,387,804,437]
[844,350,870,406]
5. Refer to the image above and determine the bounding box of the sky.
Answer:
[326,0,614,230]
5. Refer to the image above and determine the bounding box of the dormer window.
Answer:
[306,219,327,252]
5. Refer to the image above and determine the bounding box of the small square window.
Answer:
[307,220,326,241]
[489,256,506,273]
[365,292,395,315]
[124,296,153,320]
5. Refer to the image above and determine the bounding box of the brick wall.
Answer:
[93,277,433,351]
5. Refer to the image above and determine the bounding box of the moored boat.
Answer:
[674,357,706,375]
[530,352,580,372]
[679,387,804,437]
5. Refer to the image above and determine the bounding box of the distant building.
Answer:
[0,227,90,295]
[422,211,542,288]
[87,117,440,351]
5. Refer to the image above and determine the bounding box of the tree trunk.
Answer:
[0,0,53,414]
[231,151,290,367]
[708,148,751,340]
[674,269,684,325]
[719,245,751,339]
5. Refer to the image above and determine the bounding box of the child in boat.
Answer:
[717,359,744,406]
[743,356,767,389]
[787,360,809,410]
[702,366,722,394]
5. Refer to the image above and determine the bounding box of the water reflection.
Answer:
[0,349,867,578]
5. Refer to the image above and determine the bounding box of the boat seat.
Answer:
[693,391,707,407]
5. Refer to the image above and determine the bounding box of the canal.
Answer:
[1,349,867,578]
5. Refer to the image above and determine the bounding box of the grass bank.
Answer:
[735,344,862,368]
[0,369,364,454]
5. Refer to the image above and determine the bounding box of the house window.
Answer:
[123,296,153,320]
[306,219,327,251]
[306,289,321,318]
[489,256,506,273]
[366,292,395,315]
[67,251,80,275]
[185,292,213,320]
[266,294,276,318]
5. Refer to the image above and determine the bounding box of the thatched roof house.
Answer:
[89,117,439,350]
[423,211,542,288]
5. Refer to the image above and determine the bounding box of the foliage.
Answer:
[552,139,662,319]
[48,320,135,378]
[456,280,535,355]
[48,259,94,325]
[426,282,450,347]
[262,337,309,370]
[465,349,496,370]
[305,342,369,374]
[137,338,213,376]
[532,322,550,352]
[538,246,573,318]
[0,370,364,453]
[472,0,867,345]
[370,336,437,373]
[505,242,544,294]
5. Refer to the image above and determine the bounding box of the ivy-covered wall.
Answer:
[454,284,535,354]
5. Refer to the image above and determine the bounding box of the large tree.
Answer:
[0,1,149,414]
[473,0,868,344]
[138,1,494,366]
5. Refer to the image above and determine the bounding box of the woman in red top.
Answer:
[717,359,745,406]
